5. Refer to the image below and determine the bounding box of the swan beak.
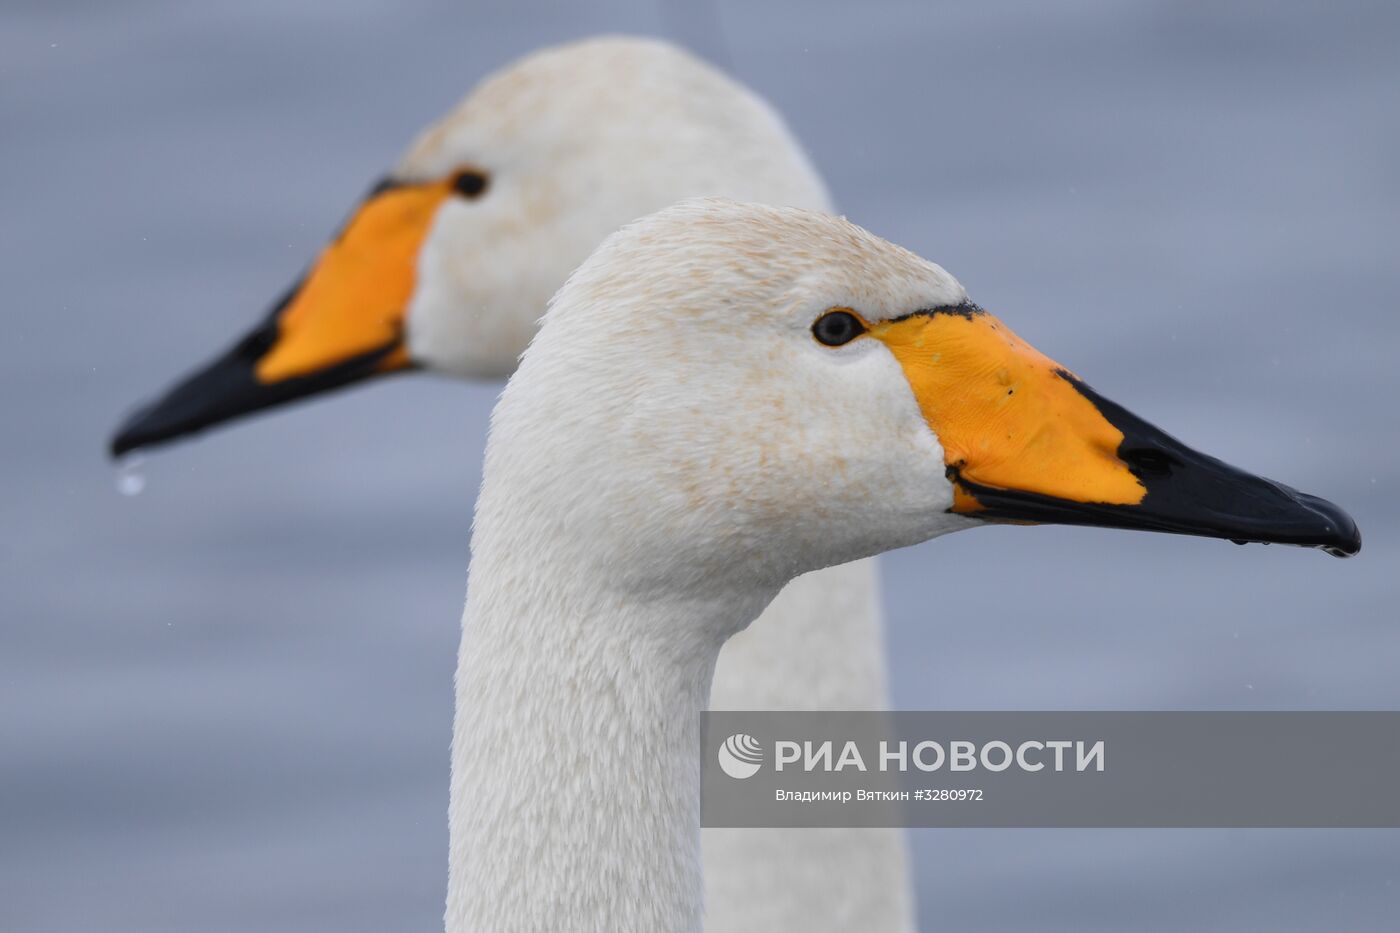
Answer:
[874,306,1361,557]
[109,176,453,457]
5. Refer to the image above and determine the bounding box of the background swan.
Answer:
[452,198,1356,931]
[109,37,911,933]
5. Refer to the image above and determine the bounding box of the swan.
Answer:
[109,38,910,933]
[453,197,1358,932]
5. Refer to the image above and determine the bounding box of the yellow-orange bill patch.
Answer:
[254,178,455,383]
[869,309,1146,511]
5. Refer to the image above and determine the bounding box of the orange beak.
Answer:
[872,303,1360,557]
[110,175,453,457]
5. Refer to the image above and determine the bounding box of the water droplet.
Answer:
[116,455,146,496]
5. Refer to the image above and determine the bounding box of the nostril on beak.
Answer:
[1122,447,1176,477]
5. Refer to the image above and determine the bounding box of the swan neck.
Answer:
[446,541,761,933]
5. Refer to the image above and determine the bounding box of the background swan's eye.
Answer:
[452,169,490,199]
[812,309,866,346]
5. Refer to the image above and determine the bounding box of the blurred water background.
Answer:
[2,1,1397,930]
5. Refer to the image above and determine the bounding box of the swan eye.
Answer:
[452,169,490,199]
[812,309,866,347]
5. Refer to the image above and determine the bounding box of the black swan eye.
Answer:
[451,169,490,199]
[812,309,866,347]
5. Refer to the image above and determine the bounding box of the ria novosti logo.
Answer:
[717,733,764,779]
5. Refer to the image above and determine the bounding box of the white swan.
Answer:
[110,37,910,933]
[451,197,1358,932]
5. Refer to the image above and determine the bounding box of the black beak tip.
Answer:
[1299,493,1362,558]
[103,326,402,462]
[1214,485,1360,558]
[107,392,207,460]
[109,412,153,460]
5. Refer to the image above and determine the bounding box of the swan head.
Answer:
[477,199,1359,606]
[110,36,828,456]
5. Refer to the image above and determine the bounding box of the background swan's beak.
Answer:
[873,305,1361,557]
[109,176,449,458]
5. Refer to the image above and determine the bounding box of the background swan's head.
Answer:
[110,36,829,456]
[478,199,1359,604]
[398,36,830,378]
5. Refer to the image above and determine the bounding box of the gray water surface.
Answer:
[2,1,1397,930]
